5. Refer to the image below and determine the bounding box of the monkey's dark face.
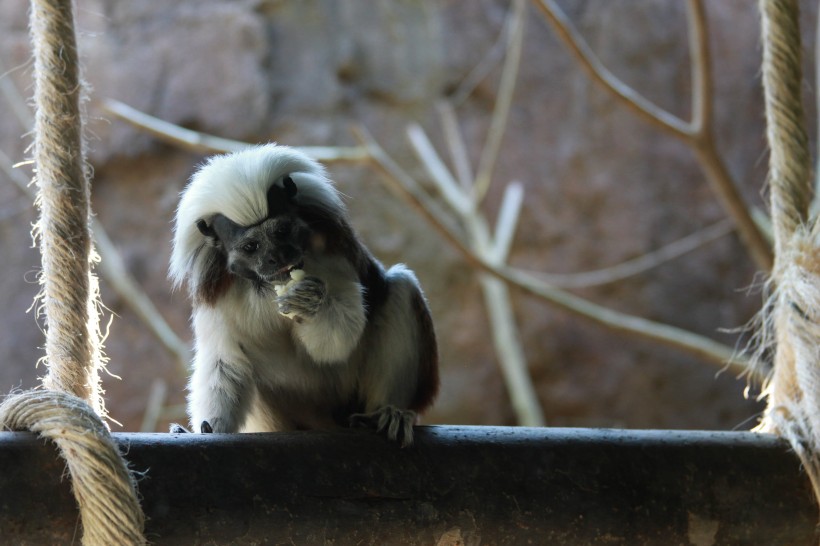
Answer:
[200,213,311,284]
[196,175,311,285]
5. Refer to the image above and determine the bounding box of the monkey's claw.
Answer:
[167,421,215,433]
[350,406,417,447]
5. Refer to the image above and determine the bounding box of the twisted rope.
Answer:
[29,0,104,415]
[759,0,812,255]
[757,0,820,504]
[0,0,147,543]
[0,391,146,544]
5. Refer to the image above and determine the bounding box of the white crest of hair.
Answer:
[169,143,346,290]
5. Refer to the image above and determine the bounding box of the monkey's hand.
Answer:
[276,276,327,320]
[349,406,417,448]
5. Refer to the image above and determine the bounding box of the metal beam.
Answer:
[0,426,815,544]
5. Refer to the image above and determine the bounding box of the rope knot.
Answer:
[0,390,146,544]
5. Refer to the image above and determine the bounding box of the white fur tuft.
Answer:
[169,144,346,292]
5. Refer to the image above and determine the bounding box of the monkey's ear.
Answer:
[196,219,215,238]
[197,215,243,248]
[283,175,298,200]
[266,176,298,217]
[196,218,222,249]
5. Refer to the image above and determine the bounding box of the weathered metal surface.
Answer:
[0,426,815,545]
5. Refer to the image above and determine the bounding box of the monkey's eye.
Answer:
[241,241,259,253]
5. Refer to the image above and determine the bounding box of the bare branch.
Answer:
[479,275,546,426]
[406,123,470,216]
[105,99,250,153]
[354,125,756,379]
[473,0,527,204]
[352,125,465,244]
[0,148,191,375]
[93,225,191,373]
[686,0,712,133]
[501,265,747,372]
[531,0,773,272]
[405,121,544,426]
[449,11,513,106]
[535,219,733,288]
[531,0,691,138]
[1,71,193,377]
[691,145,774,270]
[103,99,369,164]
[491,181,525,263]
[437,101,474,189]
[684,0,772,270]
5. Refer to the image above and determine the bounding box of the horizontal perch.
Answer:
[0,426,815,545]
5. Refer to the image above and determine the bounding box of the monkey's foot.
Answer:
[349,406,416,448]
[168,421,213,434]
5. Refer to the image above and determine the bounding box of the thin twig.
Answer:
[2,70,192,376]
[0,149,191,375]
[104,99,369,163]
[686,0,712,134]
[479,274,545,426]
[406,123,470,215]
[449,12,513,106]
[491,181,525,263]
[683,0,773,271]
[354,124,756,379]
[531,0,691,137]
[690,143,774,270]
[406,121,545,426]
[535,219,734,288]
[501,264,746,370]
[473,0,527,205]
[93,226,191,373]
[530,0,774,272]
[105,98,250,153]
[437,101,474,190]
[352,127,466,243]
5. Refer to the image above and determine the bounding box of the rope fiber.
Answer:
[29,0,104,412]
[0,391,146,544]
[757,0,820,506]
[0,0,147,543]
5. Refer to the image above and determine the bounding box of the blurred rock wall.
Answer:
[2,0,813,431]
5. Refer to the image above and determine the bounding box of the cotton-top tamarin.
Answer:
[169,144,439,446]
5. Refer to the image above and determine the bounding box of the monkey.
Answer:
[169,144,439,446]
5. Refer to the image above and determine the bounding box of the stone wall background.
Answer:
[2,0,814,431]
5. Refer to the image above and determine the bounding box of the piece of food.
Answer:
[275,269,305,318]
[274,268,305,296]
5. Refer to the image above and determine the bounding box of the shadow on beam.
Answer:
[0,426,815,545]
